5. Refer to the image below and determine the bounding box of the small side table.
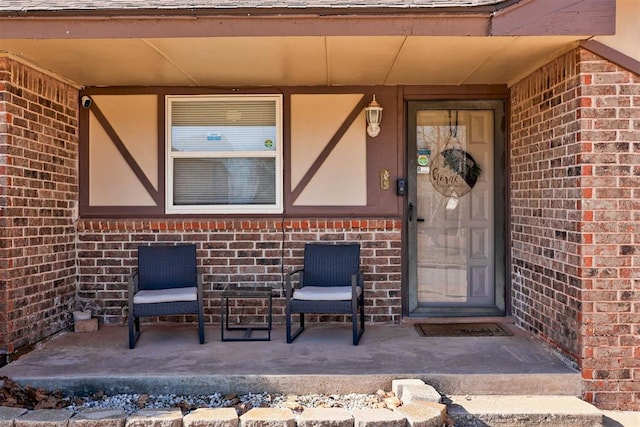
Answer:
[220,284,273,341]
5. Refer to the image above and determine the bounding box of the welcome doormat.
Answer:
[414,322,512,337]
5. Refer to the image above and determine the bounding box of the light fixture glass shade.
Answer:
[365,95,383,137]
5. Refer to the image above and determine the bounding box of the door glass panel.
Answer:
[415,110,494,307]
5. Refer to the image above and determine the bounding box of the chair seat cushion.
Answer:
[134,287,198,304]
[293,286,361,301]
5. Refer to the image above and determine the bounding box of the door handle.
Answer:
[408,203,425,222]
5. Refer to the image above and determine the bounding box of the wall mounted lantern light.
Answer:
[365,95,383,138]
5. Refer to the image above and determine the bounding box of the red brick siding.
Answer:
[577,49,640,411]
[510,48,640,410]
[76,218,402,326]
[0,58,79,358]
[510,50,583,360]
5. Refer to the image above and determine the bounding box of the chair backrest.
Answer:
[302,243,360,287]
[137,244,197,290]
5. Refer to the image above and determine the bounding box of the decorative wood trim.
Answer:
[491,0,615,36]
[579,40,640,77]
[402,85,508,98]
[1,1,615,39]
[78,85,506,219]
[79,102,90,214]
[89,101,161,205]
[0,15,492,38]
[157,94,167,215]
[81,206,166,217]
[290,95,369,203]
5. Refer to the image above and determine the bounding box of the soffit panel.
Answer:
[0,35,587,87]
[385,36,516,85]
[148,37,328,86]
[326,36,406,86]
[466,36,580,86]
[0,39,194,86]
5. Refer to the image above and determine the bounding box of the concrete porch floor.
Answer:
[0,319,581,397]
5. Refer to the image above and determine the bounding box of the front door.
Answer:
[407,100,506,316]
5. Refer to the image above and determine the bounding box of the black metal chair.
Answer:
[285,242,365,345]
[128,244,204,349]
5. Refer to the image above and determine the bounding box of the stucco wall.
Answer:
[80,88,390,217]
[88,94,158,206]
[0,57,78,360]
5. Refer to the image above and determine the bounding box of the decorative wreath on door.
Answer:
[429,111,482,197]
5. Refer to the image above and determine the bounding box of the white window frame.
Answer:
[166,94,283,214]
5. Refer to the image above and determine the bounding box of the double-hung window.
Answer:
[166,95,283,214]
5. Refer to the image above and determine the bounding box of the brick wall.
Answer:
[510,48,640,410]
[0,57,79,360]
[76,218,402,326]
[510,50,583,360]
[577,48,640,410]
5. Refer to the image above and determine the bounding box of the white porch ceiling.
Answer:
[0,35,582,88]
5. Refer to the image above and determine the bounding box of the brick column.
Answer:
[577,48,640,410]
[510,50,583,362]
[510,48,640,410]
[0,57,79,361]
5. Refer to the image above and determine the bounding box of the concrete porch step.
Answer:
[425,373,582,397]
[392,379,624,427]
[6,372,583,398]
[447,395,604,427]
[0,323,584,397]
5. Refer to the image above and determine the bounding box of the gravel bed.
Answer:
[65,391,388,416]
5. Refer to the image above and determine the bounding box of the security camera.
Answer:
[81,96,92,109]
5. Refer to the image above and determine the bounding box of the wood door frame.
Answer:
[404,99,507,317]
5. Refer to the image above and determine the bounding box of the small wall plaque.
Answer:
[380,169,390,190]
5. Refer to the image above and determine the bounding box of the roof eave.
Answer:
[0,0,615,39]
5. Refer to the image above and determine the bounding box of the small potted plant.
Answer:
[72,300,101,322]
[71,300,101,333]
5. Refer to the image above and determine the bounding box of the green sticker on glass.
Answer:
[417,149,429,167]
